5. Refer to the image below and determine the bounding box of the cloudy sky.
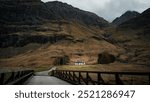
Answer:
[42,0,150,22]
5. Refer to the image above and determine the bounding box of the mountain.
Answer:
[45,1,109,27]
[0,0,110,47]
[0,0,120,68]
[0,0,51,24]
[112,11,140,25]
[0,0,149,68]
[108,8,150,65]
[119,8,150,29]
[0,0,109,27]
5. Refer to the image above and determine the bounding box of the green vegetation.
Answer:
[57,65,102,71]
[34,66,52,72]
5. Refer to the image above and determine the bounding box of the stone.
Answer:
[98,52,116,64]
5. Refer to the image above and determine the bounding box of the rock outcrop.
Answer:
[98,52,116,64]
[0,34,73,48]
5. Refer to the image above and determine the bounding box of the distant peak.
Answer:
[142,8,150,14]
[46,0,71,6]
[124,11,139,15]
[112,10,140,25]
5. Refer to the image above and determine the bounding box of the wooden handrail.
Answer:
[55,70,150,75]
[52,70,150,85]
[0,70,34,85]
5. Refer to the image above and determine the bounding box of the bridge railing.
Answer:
[52,70,150,85]
[0,70,34,85]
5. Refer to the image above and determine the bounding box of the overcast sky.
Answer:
[42,0,150,22]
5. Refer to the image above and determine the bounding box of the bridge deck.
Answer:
[24,76,71,85]
[24,68,71,85]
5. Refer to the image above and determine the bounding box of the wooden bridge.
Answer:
[0,68,150,85]
[52,70,150,85]
[0,70,33,85]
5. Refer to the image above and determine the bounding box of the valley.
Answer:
[0,0,150,84]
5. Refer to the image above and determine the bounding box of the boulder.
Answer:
[98,52,116,64]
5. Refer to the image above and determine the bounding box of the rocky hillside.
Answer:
[0,0,123,68]
[112,11,140,25]
[45,1,109,27]
[0,0,51,25]
[0,0,110,47]
[119,8,150,30]
[0,0,109,27]
[107,8,150,65]
[0,0,149,68]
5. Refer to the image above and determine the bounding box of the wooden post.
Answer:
[78,72,81,84]
[73,72,75,82]
[11,72,15,81]
[0,73,4,85]
[97,73,104,85]
[115,74,123,85]
[62,71,64,78]
[62,71,64,77]
[65,71,68,80]
[86,72,89,85]
[17,72,20,78]
[98,73,100,85]
[149,74,150,85]
[51,70,54,76]
[69,71,71,80]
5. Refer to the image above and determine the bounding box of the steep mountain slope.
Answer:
[0,0,124,68]
[119,8,150,30]
[0,0,149,68]
[112,11,140,25]
[0,0,109,26]
[0,0,51,24]
[0,20,123,67]
[0,0,110,47]
[107,8,150,65]
[45,1,109,27]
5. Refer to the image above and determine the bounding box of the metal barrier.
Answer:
[52,70,150,85]
[0,70,34,85]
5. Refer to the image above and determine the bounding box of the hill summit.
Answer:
[112,11,140,25]
[0,0,109,27]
